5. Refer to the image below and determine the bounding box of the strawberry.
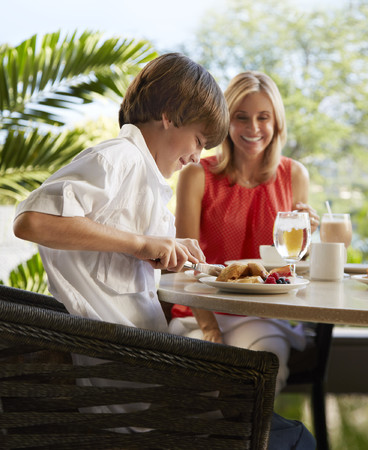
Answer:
[265,275,277,284]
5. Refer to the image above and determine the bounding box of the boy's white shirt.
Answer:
[15,124,175,332]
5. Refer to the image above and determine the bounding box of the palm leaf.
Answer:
[0,30,158,128]
[0,127,94,202]
[0,252,49,294]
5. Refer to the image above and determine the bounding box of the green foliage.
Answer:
[0,30,158,204]
[0,30,157,128]
[0,252,49,294]
[275,393,368,450]
[0,127,89,202]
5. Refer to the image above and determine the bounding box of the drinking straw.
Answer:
[325,200,333,218]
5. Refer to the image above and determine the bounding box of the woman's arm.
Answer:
[175,163,223,344]
[291,160,319,234]
[191,308,223,343]
[175,163,205,239]
[13,212,202,272]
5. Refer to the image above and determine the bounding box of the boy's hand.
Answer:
[176,238,205,263]
[136,235,204,272]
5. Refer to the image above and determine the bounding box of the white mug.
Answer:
[309,242,345,281]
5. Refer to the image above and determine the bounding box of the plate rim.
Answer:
[199,276,309,294]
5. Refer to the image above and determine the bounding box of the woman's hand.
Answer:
[202,328,223,344]
[295,202,320,234]
[191,307,223,343]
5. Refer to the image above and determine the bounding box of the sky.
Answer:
[3,0,221,50]
[2,0,345,51]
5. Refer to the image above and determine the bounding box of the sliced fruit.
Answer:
[269,265,292,277]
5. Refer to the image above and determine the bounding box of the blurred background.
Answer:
[1,0,368,447]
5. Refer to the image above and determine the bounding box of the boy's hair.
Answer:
[119,53,229,149]
[214,71,287,183]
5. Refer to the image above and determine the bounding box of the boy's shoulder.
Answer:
[78,125,145,166]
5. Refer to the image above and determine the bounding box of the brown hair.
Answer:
[119,53,229,149]
[213,71,287,183]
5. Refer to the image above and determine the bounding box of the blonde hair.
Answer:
[119,53,229,149]
[213,71,287,183]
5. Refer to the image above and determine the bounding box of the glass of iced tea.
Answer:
[273,211,311,277]
[320,213,352,248]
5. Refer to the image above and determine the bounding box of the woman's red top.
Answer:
[171,155,293,318]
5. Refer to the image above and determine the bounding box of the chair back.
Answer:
[0,285,278,449]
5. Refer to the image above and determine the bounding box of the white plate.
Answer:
[344,264,368,274]
[351,275,368,286]
[199,276,309,294]
[225,258,310,274]
[184,270,211,280]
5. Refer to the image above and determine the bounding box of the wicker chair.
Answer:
[0,285,278,450]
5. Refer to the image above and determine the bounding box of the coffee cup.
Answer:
[309,242,345,281]
[259,245,286,266]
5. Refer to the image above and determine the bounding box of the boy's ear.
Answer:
[162,113,171,129]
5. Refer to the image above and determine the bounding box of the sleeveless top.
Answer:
[171,155,293,318]
[199,155,293,263]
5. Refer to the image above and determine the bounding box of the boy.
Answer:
[13,53,230,332]
[13,54,315,447]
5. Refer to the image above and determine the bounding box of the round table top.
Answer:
[158,271,368,326]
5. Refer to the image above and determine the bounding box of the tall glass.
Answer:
[320,213,352,248]
[273,211,311,277]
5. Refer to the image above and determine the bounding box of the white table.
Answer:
[158,272,368,326]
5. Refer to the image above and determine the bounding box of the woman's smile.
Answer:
[241,135,263,142]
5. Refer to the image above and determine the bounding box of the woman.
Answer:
[169,71,319,395]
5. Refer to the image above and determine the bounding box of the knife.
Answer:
[183,261,224,276]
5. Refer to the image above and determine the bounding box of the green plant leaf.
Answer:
[0,30,158,128]
[1,253,49,294]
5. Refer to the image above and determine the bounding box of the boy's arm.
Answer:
[175,163,223,343]
[13,211,201,272]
